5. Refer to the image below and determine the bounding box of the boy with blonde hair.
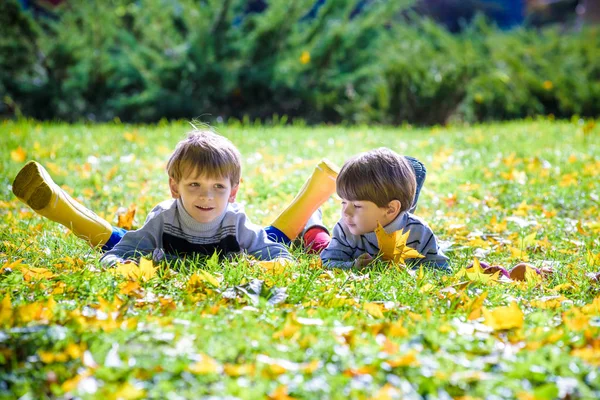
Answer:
[319,148,449,270]
[100,130,294,266]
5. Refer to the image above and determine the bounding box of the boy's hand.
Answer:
[353,253,373,269]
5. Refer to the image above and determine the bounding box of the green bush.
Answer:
[1,0,599,124]
[0,0,40,117]
[463,26,600,121]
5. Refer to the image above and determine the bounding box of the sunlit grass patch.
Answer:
[1,118,599,398]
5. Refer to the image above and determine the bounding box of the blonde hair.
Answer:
[166,130,242,185]
[337,148,416,212]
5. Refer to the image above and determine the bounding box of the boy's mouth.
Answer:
[196,205,215,211]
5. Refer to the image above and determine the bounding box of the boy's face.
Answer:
[169,170,238,224]
[340,199,398,235]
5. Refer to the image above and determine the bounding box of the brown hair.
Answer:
[336,148,416,212]
[166,130,241,185]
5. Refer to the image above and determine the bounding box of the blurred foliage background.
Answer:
[1,0,598,125]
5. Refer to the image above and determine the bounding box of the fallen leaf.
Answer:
[375,223,424,266]
[467,291,488,320]
[364,302,385,319]
[117,205,137,230]
[115,258,156,282]
[269,385,295,400]
[11,147,27,162]
[188,354,221,374]
[387,350,419,367]
[482,302,524,331]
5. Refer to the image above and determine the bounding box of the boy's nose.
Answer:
[199,189,213,199]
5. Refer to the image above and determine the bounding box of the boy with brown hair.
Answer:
[319,147,449,270]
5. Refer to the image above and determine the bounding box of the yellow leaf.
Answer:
[116,259,156,282]
[39,351,56,363]
[382,338,399,354]
[299,51,311,65]
[388,319,408,337]
[467,291,488,320]
[193,270,220,288]
[524,265,542,284]
[301,359,320,374]
[16,303,43,324]
[65,342,83,359]
[117,205,137,230]
[11,147,27,162]
[582,296,600,315]
[113,382,146,400]
[343,365,378,377]
[521,232,537,248]
[137,258,156,281]
[586,251,600,267]
[0,296,12,325]
[1,259,24,274]
[387,350,419,367]
[374,223,424,265]
[550,283,574,292]
[364,302,385,319]
[482,302,524,331]
[273,320,301,340]
[119,281,141,295]
[224,363,255,377]
[269,385,295,400]
[571,347,600,366]
[370,383,401,400]
[256,260,286,275]
[61,373,84,393]
[419,283,434,293]
[188,354,221,374]
[19,266,54,281]
[454,259,498,285]
[530,296,567,309]
[564,309,590,331]
[115,262,139,280]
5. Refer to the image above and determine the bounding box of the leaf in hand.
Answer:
[374,222,424,266]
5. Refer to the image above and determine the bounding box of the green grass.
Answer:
[1,118,600,399]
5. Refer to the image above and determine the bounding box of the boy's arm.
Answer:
[100,206,164,267]
[236,214,293,261]
[320,222,356,269]
[408,224,450,271]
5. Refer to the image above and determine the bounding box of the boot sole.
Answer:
[12,161,53,211]
[318,158,340,177]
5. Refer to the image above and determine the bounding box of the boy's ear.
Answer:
[229,184,239,203]
[387,199,401,216]
[169,177,180,198]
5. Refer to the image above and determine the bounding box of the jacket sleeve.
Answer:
[406,225,450,271]
[100,205,164,267]
[320,222,355,269]
[237,214,293,261]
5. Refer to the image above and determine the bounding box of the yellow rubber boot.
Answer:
[12,161,113,248]
[270,159,339,241]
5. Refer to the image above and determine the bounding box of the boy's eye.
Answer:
[353,204,362,209]
[215,184,225,189]
[190,182,200,187]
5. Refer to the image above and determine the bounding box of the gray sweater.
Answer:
[101,199,292,266]
[320,212,449,270]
